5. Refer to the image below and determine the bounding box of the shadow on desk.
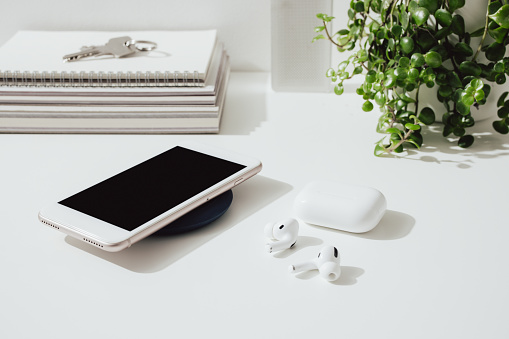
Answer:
[306,210,415,241]
[219,72,269,135]
[65,175,292,273]
[402,121,509,168]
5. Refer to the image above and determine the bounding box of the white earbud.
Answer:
[265,218,299,253]
[289,246,341,281]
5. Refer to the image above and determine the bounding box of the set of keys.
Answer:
[62,36,157,63]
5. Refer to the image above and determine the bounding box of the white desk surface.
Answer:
[1,72,508,339]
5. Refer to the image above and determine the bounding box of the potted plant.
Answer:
[313,0,509,155]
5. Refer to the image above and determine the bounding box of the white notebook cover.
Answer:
[0,30,217,85]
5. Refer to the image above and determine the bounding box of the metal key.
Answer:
[63,36,136,63]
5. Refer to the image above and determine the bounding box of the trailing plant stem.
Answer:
[472,4,490,62]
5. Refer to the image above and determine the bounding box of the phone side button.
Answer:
[234,178,244,186]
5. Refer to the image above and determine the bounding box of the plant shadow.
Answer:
[400,120,509,168]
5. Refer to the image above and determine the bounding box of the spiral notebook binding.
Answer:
[0,70,204,87]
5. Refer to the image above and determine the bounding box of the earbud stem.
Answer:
[289,261,317,273]
[266,239,293,253]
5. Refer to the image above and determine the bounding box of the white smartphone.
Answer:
[38,141,262,252]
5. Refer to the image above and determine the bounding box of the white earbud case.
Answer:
[294,181,386,233]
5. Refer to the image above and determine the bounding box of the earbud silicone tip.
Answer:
[319,262,341,282]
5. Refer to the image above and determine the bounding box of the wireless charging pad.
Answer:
[153,190,234,236]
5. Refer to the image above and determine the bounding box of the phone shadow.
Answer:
[65,175,292,273]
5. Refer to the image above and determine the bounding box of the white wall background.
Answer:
[0,0,350,72]
[0,0,272,71]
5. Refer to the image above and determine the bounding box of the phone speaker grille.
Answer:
[41,220,59,230]
[83,238,104,248]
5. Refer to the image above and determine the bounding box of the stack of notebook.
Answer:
[0,30,229,133]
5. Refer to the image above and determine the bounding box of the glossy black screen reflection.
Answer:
[59,146,246,231]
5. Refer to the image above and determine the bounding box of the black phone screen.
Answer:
[59,146,246,231]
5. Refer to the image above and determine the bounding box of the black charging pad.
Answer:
[152,190,234,236]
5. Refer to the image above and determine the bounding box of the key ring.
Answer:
[124,39,158,52]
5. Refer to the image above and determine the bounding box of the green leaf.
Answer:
[390,133,401,141]
[408,1,420,13]
[391,25,403,38]
[488,27,509,44]
[334,84,344,95]
[435,27,451,40]
[419,107,435,125]
[424,51,442,68]
[439,85,453,97]
[443,124,453,137]
[412,7,430,26]
[348,8,355,19]
[353,66,363,75]
[418,0,439,14]
[470,27,485,37]
[374,143,386,156]
[374,91,386,105]
[485,42,507,61]
[457,101,470,115]
[474,89,484,102]
[408,132,423,148]
[314,26,325,33]
[393,144,404,153]
[496,74,506,85]
[354,1,365,12]
[338,61,349,71]
[447,72,463,88]
[498,106,509,119]
[399,57,410,68]
[384,74,397,87]
[448,0,465,12]
[453,126,465,137]
[408,68,419,80]
[362,100,374,111]
[454,42,473,57]
[312,35,326,43]
[489,4,509,29]
[365,70,377,83]
[400,37,415,54]
[489,1,502,15]
[451,15,465,36]
[470,78,484,91]
[417,31,435,51]
[459,61,482,76]
[435,9,453,27]
[394,67,408,80]
[458,135,474,148]
[410,53,425,67]
[461,93,475,106]
[494,61,505,73]
[478,84,491,105]
[400,10,410,30]
[493,120,509,134]
[497,92,509,107]
[386,127,401,134]
[388,38,396,53]
[405,123,421,131]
